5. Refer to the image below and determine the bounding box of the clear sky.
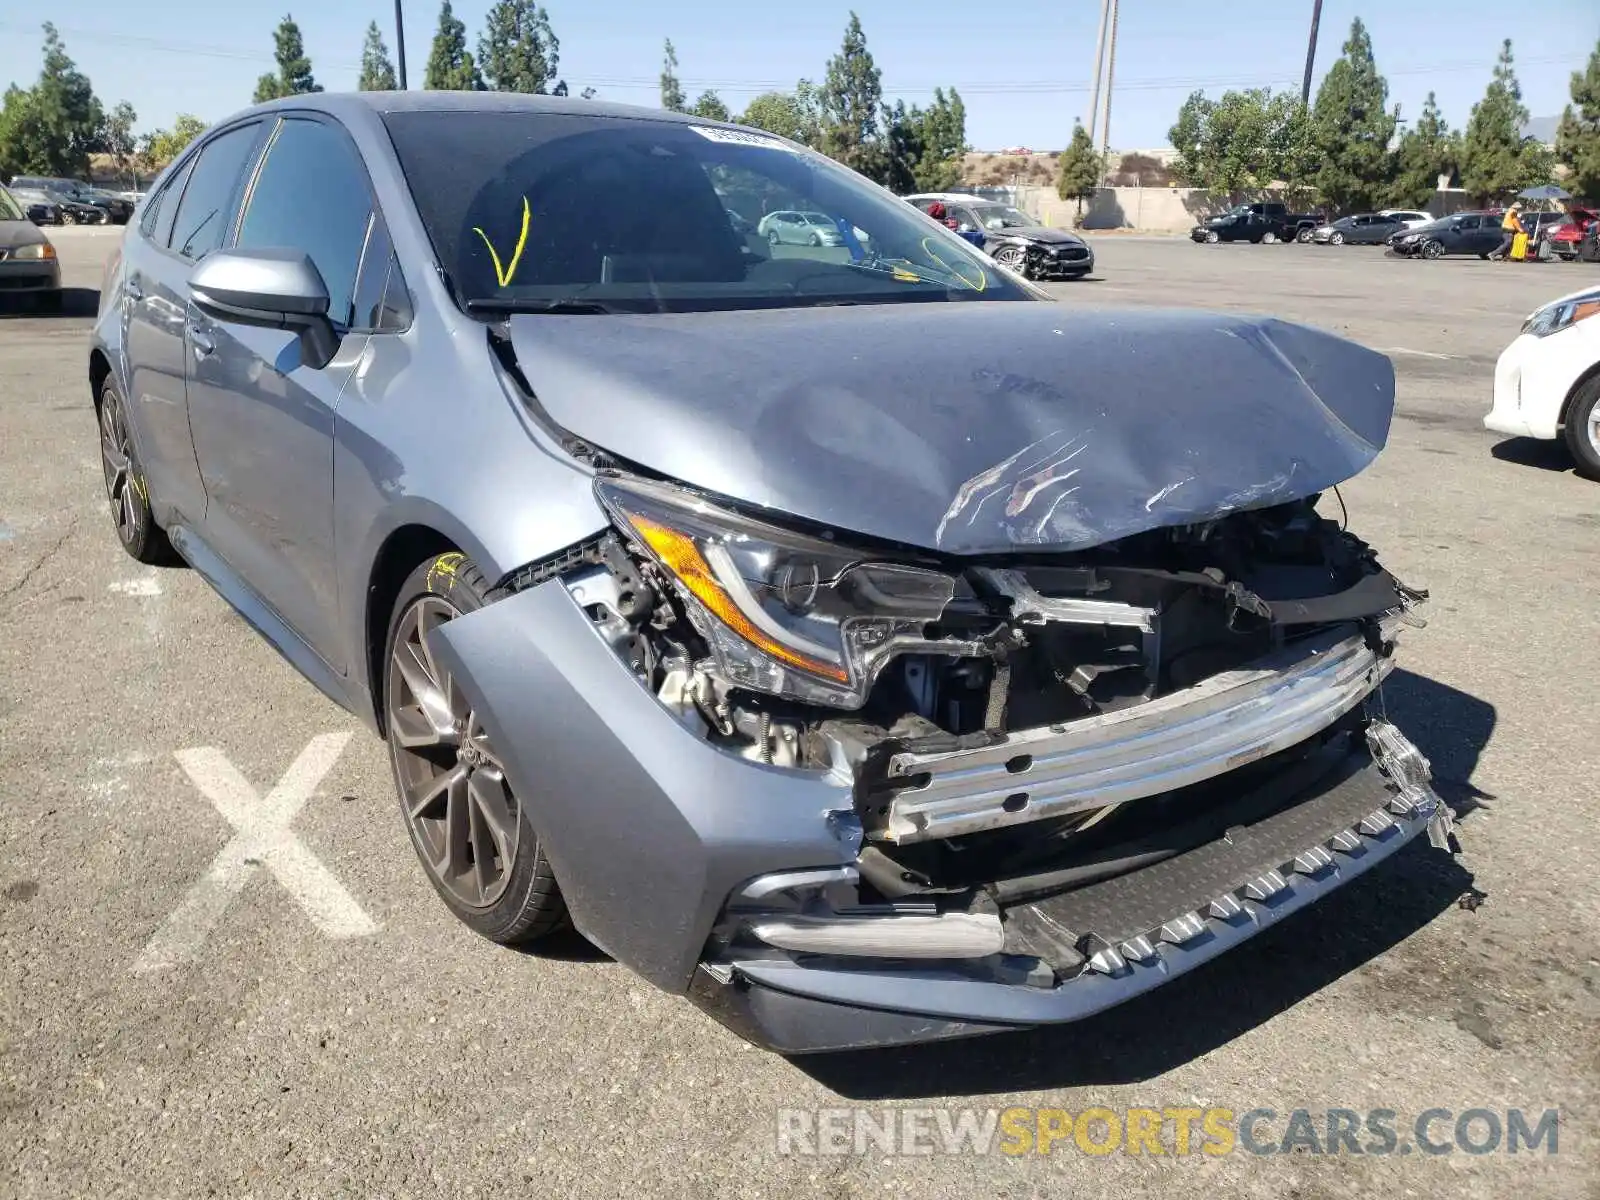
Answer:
[1,1,1595,150]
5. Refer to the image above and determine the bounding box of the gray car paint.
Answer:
[93,92,1415,1043]
[508,304,1395,554]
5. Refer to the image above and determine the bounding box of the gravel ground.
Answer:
[2,226,1596,1199]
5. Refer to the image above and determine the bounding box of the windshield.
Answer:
[970,204,1037,229]
[384,110,1030,314]
[0,188,24,221]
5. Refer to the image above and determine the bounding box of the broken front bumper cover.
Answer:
[700,727,1453,1053]
[428,582,1452,1055]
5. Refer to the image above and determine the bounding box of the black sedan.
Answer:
[1310,213,1404,245]
[1388,212,1503,259]
[8,188,62,225]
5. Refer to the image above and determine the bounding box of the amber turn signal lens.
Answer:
[624,513,850,683]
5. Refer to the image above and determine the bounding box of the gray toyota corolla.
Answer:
[91,92,1454,1053]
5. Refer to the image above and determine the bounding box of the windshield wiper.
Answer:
[464,297,620,315]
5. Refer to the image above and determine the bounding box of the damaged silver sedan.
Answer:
[91,92,1454,1053]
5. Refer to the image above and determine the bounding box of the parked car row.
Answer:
[5,175,135,225]
[1387,209,1594,260]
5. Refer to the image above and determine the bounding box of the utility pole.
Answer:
[395,0,408,89]
[1099,0,1120,176]
[1300,0,1323,106]
[1085,0,1111,145]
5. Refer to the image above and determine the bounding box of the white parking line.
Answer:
[132,732,376,973]
[108,575,162,597]
[1380,346,1457,360]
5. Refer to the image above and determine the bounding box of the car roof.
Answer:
[215,90,753,131]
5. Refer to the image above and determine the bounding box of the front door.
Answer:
[184,115,378,674]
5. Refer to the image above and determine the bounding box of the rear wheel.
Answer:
[1261,230,1277,244]
[1563,377,1600,482]
[384,554,568,945]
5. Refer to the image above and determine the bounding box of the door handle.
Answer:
[188,324,215,358]
[124,276,143,301]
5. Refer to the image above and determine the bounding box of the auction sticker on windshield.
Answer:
[687,125,798,152]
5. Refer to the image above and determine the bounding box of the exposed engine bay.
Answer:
[545,472,1428,916]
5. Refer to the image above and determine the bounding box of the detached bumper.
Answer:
[698,737,1452,1053]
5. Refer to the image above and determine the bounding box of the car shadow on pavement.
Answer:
[0,287,99,319]
[794,669,1493,1099]
[1489,436,1575,476]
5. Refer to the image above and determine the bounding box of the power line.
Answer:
[0,20,1581,98]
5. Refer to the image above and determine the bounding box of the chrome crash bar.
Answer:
[877,625,1395,844]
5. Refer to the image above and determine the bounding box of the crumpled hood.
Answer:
[509,302,1394,555]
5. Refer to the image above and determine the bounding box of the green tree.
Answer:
[0,87,45,179]
[480,0,562,94]
[1460,40,1550,201]
[1056,121,1103,207]
[252,15,321,103]
[660,39,686,112]
[1555,38,1600,201]
[425,0,484,91]
[359,21,399,91]
[689,91,730,121]
[102,100,138,183]
[1309,18,1397,214]
[879,88,967,193]
[739,83,821,145]
[1169,87,1314,195]
[1389,92,1458,206]
[17,24,106,176]
[140,114,208,169]
[818,12,887,182]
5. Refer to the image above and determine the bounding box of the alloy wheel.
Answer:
[1422,240,1444,259]
[994,246,1026,270]
[1205,230,1219,243]
[99,391,141,546]
[387,596,520,909]
[1588,407,1600,461]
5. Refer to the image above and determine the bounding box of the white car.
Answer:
[1377,209,1433,230]
[1485,284,1600,479]
[757,210,845,247]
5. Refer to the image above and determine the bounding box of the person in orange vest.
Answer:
[1493,201,1526,261]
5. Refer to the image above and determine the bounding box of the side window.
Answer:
[237,117,374,328]
[150,157,196,247]
[349,213,411,332]
[169,124,261,260]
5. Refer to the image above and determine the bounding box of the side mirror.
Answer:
[188,248,341,370]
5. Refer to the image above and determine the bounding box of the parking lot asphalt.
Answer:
[2,226,1598,1198]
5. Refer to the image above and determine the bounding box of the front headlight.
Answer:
[1522,290,1600,338]
[596,476,956,708]
[11,242,55,261]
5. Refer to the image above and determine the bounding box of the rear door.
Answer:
[183,113,378,673]
[120,123,263,526]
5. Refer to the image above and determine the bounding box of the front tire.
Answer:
[993,245,1029,277]
[1296,227,1313,244]
[1563,377,1600,482]
[1204,230,1219,244]
[1261,230,1277,244]
[1421,240,1444,260]
[1330,231,1345,246]
[385,554,568,945]
[98,378,177,564]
